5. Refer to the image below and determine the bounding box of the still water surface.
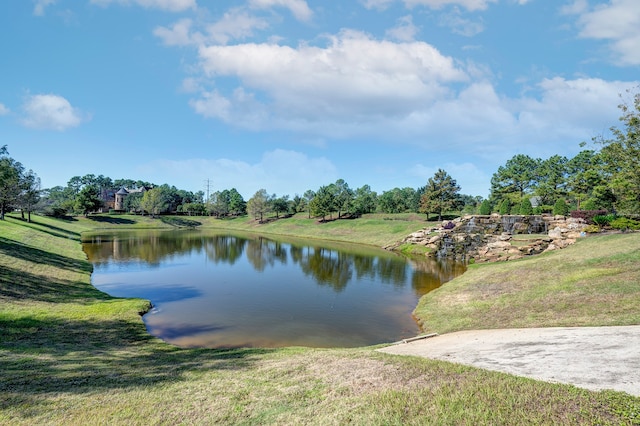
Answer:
[83,230,465,348]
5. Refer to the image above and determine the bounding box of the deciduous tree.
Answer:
[141,187,168,217]
[0,146,24,220]
[247,189,270,222]
[352,185,377,216]
[75,184,102,216]
[598,88,640,213]
[272,194,290,218]
[303,189,315,218]
[19,169,41,222]
[377,187,417,213]
[310,185,336,221]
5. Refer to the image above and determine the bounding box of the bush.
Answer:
[519,198,533,215]
[478,200,491,215]
[583,224,601,233]
[610,217,640,231]
[533,205,553,214]
[553,199,569,216]
[499,199,511,215]
[443,221,456,230]
[581,199,598,211]
[42,206,69,218]
[570,210,608,224]
[592,214,616,226]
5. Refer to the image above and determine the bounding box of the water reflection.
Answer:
[84,230,465,348]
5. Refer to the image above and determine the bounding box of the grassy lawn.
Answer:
[1,213,639,425]
[414,233,640,334]
[195,212,431,247]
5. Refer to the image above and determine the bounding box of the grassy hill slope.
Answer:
[1,214,639,425]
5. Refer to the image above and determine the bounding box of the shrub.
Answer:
[592,214,616,226]
[499,199,511,215]
[443,221,456,230]
[519,198,533,215]
[42,206,69,218]
[583,224,601,233]
[610,217,640,231]
[581,199,598,211]
[570,210,608,224]
[478,200,491,215]
[553,199,569,216]
[533,205,553,214]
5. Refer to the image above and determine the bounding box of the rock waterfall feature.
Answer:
[393,215,588,263]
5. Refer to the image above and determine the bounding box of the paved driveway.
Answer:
[378,325,640,396]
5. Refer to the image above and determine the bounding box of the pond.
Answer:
[83,230,466,348]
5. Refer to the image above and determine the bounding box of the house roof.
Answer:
[116,187,129,195]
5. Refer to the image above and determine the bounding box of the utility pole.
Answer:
[204,179,212,203]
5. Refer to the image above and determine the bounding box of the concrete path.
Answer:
[378,325,640,396]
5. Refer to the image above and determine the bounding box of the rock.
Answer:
[548,227,563,239]
[487,241,511,249]
[497,233,512,241]
[398,214,588,263]
[565,231,583,239]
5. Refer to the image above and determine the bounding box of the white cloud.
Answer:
[205,9,270,45]
[360,0,395,10]
[249,0,313,22]
[386,15,419,41]
[572,0,640,65]
[0,103,9,115]
[180,77,203,93]
[154,10,270,47]
[90,0,196,12]
[362,0,498,11]
[560,0,588,15]
[409,77,635,161]
[154,18,196,46]
[515,77,632,141]
[189,90,232,121]
[139,149,337,197]
[404,0,497,10]
[192,30,468,133]
[184,26,639,163]
[33,0,56,16]
[21,94,86,131]
[439,8,485,36]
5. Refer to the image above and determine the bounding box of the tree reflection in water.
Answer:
[84,230,465,348]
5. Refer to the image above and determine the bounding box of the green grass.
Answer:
[196,212,431,247]
[1,213,640,425]
[414,233,640,334]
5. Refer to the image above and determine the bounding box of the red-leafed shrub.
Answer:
[570,210,608,224]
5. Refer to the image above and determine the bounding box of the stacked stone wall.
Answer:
[395,214,588,263]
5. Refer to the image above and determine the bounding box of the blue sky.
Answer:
[1,0,638,199]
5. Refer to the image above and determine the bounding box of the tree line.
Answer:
[488,89,640,216]
[1,89,637,221]
[0,161,470,221]
[0,146,40,221]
